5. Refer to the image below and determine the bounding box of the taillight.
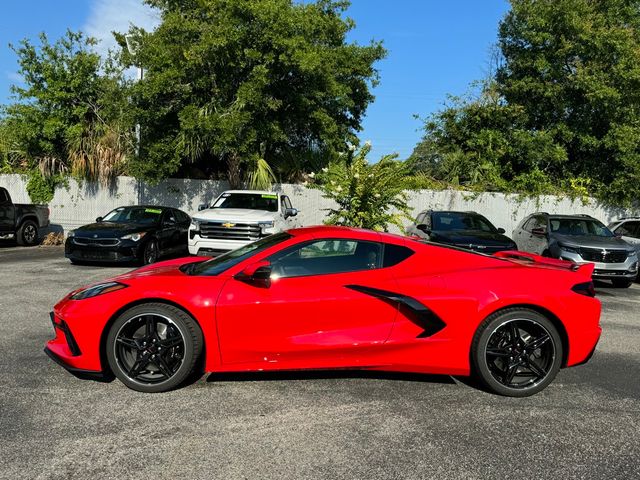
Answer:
[572,281,596,297]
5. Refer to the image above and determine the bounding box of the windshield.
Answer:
[549,218,613,237]
[211,193,278,212]
[102,207,163,225]
[185,232,293,276]
[432,212,497,232]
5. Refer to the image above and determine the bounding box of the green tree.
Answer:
[3,30,132,188]
[118,0,386,187]
[313,143,412,231]
[410,0,640,204]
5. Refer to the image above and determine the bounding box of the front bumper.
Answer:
[557,250,638,280]
[45,311,104,379]
[65,237,141,263]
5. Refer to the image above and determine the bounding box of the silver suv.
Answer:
[513,213,638,287]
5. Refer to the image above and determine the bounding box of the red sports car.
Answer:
[45,226,601,396]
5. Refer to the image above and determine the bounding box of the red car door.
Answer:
[215,239,398,368]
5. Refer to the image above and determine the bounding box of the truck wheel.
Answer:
[17,220,39,246]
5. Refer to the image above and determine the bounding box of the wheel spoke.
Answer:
[527,333,550,351]
[525,359,547,378]
[159,335,183,349]
[116,336,140,350]
[504,362,519,385]
[154,354,174,379]
[486,347,511,357]
[509,322,521,345]
[145,316,156,337]
[128,353,150,378]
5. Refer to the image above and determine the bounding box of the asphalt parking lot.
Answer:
[1,245,639,479]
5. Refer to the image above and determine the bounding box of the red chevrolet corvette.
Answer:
[46,226,601,396]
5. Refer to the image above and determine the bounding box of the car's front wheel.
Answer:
[471,308,563,397]
[106,303,203,393]
[142,239,159,265]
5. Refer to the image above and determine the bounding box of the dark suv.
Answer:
[513,213,638,287]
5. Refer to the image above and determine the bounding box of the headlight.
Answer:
[70,281,128,300]
[121,232,147,242]
[190,219,201,230]
[258,221,274,228]
[559,244,578,253]
[67,230,75,238]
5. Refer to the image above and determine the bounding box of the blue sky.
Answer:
[0,0,510,161]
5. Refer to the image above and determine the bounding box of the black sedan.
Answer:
[65,206,191,265]
[406,210,517,254]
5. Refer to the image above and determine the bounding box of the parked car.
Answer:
[46,225,601,397]
[0,187,50,246]
[608,217,640,257]
[65,206,190,265]
[188,190,299,256]
[406,210,517,254]
[512,213,638,287]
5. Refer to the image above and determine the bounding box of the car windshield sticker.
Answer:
[212,198,226,208]
[262,194,277,199]
[145,208,162,214]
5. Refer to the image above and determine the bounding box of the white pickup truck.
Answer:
[188,190,299,256]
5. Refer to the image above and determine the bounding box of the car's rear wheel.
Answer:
[17,220,38,246]
[611,278,632,288]
[106,303,203,393]
[471,308,563,397]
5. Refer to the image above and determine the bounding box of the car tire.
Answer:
[142,239,159,265]
[471,308,563,397]
[611,279,632,288]
[16,220,39,246]
[106,303,203,393]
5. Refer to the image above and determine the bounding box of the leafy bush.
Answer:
[312,143,412,232]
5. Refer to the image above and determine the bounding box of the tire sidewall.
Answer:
[18,220,39,246]
[106,304,197,393]
[472,309,563,397]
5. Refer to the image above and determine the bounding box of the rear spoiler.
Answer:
[493,250,595,278]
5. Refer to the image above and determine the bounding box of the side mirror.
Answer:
[235,260,272,288]
[96,216,103,223]
[531,227,547,236]
[198,204,208,211]
[284,207,298,219]
[497,227,506,234]
[164,218,176,226]
[416,224,431,235]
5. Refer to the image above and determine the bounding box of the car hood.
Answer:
[115,257,206,281]
[432,230,515,246]
[554,234,633,251]
[193,208,276,223]
[74,222,157,237]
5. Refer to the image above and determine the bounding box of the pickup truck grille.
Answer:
[579,247,628,263]
[73,237,120,247]
[199,222,262,241]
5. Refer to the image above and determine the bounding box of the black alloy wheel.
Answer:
[472,309,562,397]
[17,220,38,246]
[143,239,159,265]
[106,303,203,393]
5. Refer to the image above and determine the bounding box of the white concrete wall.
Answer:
[1,173,636,236]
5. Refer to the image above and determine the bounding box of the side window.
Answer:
[618,221,640,238]
[0,189,9,204]
[269,239,382,278]
[163,210,177,225]
[383,244,414,267]
[176,210,190,223]
[525,216,546,232]
[415,212,426,224]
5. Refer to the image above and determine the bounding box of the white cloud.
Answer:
[84,0,160,57]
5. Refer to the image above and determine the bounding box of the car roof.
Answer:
[426,210,481,215]
[546,214,596,219]
[222,190,280,195]
[115,205,171,210]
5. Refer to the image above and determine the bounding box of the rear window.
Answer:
[383,244,414,267]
